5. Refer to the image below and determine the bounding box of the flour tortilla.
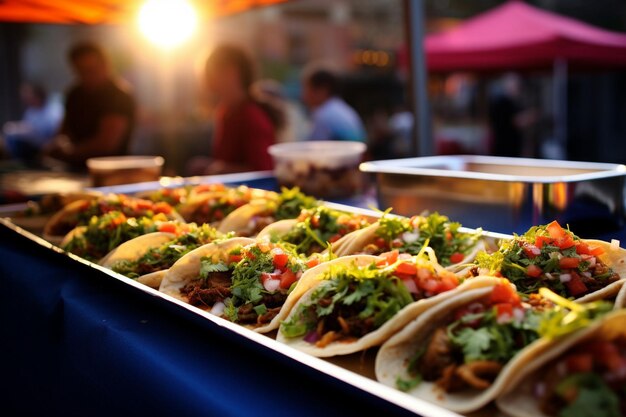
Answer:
[329,221,486,270]
[99,232,176,268]
[276,253,500,357]
[217,202,275,237]
[495,309,626,417]
[256,219,297,241]
[375,281,559,414]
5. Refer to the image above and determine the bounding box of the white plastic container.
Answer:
[86,155,164,187]
[268,141,366,198]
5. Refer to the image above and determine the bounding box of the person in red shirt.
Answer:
[187,44,283,175]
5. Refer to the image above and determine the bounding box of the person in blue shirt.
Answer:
[2,83,63,163]
[301,64,366,142]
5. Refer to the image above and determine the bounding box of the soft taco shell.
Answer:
[99,232,177,269]
[375,281,559,414]
[495,309,626,417]
[576,278,625,309]
[256,219,297,241]
[276,254,500,357]
[217,202,275,237]
[136,270,168,289]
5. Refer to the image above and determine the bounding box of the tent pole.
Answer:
[402,0,432,156]
[553,58,568,158]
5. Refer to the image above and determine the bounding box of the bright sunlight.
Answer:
[138,0,198,49]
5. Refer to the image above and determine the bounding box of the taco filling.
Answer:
[275,206,371,255]
[47,194,176,237]
[532,337,626,417]
[180,242,310,326]
[183,185,271,225]
[62,211,179,262]
[396,282,543,392]
[472,221,621,298]
[279,253,456,348]
[111,224,224,278]
[362,213,482,266]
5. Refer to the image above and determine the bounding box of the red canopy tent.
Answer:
[424,0,626,72]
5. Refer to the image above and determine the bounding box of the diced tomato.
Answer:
[306,258,320,269]
[273,252,289,270]
[526,264,543,278]
[377,250,399,266]
[576,243,604,256]
[495,303,514,318]
[522,244,541,259]
[565,272,588,297]
[328,234,342,243]
[490,282,520,305]
[158,223,178,234]
[135,199,153,210]
[546,220,567,239]
[449,252,465,264]
[582,341,625,370]
[395,262,418,276]
[391,238,404,248]
[261,272,279,284]
[153,202,172,214]
[279,269,298,289]
[559,257,581,269]
[535,235,555,249]
[445,231,453,241]
[310,214,320,228]
[228,254,243,264]
[565,353,594,373]
[437,274,459,292]
[420,278,440,293]
[374,237,387,250]
[556,235,575,249]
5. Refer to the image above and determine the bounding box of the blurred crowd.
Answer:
[0,41,552,176]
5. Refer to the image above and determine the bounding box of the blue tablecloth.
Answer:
[1,224,418,417]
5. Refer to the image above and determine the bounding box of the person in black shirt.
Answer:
[44,42,136,169]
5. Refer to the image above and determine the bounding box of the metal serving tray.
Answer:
[0,174,510,417]
[360,155,626,236]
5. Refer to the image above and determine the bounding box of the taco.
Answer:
[61,211,187,262]
[375,281,613,414]
[134,186,190,207]
[257,205,372,256]
[331,212,485,268]
[218,187,317,237]
[177,185,278,225]
[43,193,183,244]
[496,309,626,417]
[159,239,315,333]
[100,223,225,288]
[9,191,103,233]
[470,220,626,299]
[276,248,498,357]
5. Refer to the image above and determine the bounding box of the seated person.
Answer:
[44,41,136,170]
[301,64,366,142]
[3,83,63,163]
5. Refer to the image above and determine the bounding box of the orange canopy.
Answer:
[0,0,289,24]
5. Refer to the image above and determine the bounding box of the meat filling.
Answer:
[180,271,233,308]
